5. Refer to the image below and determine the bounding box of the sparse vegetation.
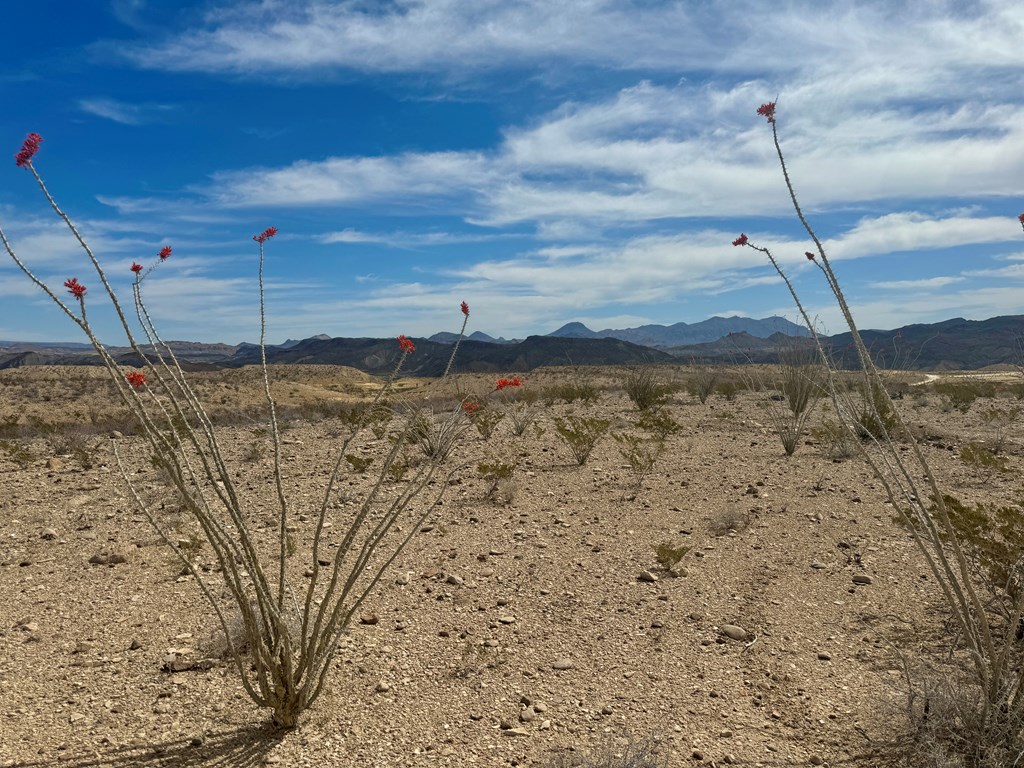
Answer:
[553,414,611,465]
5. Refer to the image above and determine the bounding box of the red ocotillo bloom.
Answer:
[732,234,748,246]
[254,227,278,244]
[756,101,776,123]
[461,301,470,317]
[159,246,172,260]
[131,262,143,274]
[15,133,42,167]
[126,371,147,389]
[64,278,86,299]
[397,335,415,353]
[495,376,523,391]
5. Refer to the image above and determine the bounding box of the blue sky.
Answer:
[2,0,1022,345]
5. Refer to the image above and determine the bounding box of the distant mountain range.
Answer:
[547,315,809,347]
[2,315,1022,373]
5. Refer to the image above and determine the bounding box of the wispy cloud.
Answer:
[197,81,1024,228]
[78,97,175,125]
[318,228,514,247]
[119,0,1023,88]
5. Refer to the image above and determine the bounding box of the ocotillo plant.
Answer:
[1,132,470,728]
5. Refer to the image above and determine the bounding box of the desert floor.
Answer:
[0,364,1020,768]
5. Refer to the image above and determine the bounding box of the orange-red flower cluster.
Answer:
[757,101,776,123]
[131,262,143,274]
[460,301,470,317]
[462,401,480,415]
[64,277,86,299]
[397,334,415,353]
[253,227,278,244]
[126,371,147,389]
[731,234,748,246]
[1019,212,1024,230]
[805,251,816,261]
[159,246,172,260]
[15,133,42,167]
[495,376,523,391]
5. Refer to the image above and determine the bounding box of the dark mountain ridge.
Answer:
[2,315,1022,374]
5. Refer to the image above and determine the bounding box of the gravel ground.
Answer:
[0,365,1017,767]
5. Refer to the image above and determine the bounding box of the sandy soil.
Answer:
[0,365,1020,767]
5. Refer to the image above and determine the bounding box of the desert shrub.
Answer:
[854,380,903,440]
[707,508,751,537]
[978,405,1020,454]
[959,442,1010,475]
[477,459,517,502]
[407,406,469,461]
[715,379,741,401]
[0,439,34,467]
[612,432,663,496]
[934,380,982,413]
[47,425,101,468]
[464,402,503,438]
[622,367,672,411]
[553,414,611,465]
[0,414,20,439]
[811,419,857,461]
[241,440,267,463]
[758,348,824,455]
[636,408,681,440]
[544,378,601,405]
[506,400,539,436]
[686,363,719,404]
[653,541,690,575]
[343,452,374,474]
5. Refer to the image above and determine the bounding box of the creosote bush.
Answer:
[553,414,611,465]
[622,366,673,411]
[0,132,473,729]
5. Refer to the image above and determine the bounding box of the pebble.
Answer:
[519,707,536,723]
[817,652,832,661]
[852,574,873,585]
[40,528,58,541]
[809,756,824,766]
[501,728,529,737]
[446,574,464,586]
[359,613,379,625]
[498,615,516,625]
[88,552,127,566]
[720,624,749,641]
[551,659,573,670]
[637,570,658,583]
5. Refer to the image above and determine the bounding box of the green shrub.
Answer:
[636,408,680,440]
[622,367,672,411]
[553,415,611,465]
[613,432,663,495]
[960,442,1010,474]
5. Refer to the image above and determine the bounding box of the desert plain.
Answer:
[0,363,1020,767]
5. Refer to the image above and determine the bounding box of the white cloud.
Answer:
[195,79,1024,227]
[318,228,512,247]
[78,97,174,125]
[120,0,1023,88]
[871,276,965,290]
